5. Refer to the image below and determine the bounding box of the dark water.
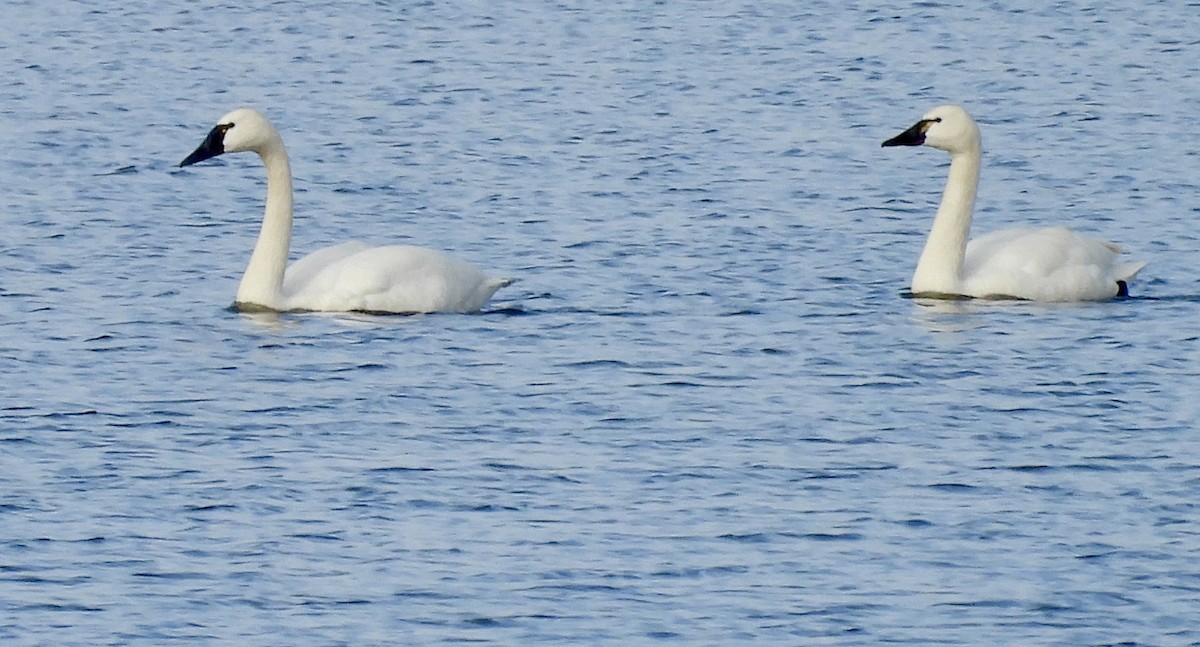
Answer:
[3,1,1200,644]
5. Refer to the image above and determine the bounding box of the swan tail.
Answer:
[1114,260,1148,297]
[494,277,517,288]
[1115,260,1148,283]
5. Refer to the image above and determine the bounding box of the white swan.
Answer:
[179,108,512,313]
[882,104,1146,302]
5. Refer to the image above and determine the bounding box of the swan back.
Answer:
[962,227,1143,301]
[283,244,512,314]
[227,237,512,314]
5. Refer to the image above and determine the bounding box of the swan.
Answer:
[881,104,1146,302]
[179,108,513,314]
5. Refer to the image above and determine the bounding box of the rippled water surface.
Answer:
[3,1,1200,644]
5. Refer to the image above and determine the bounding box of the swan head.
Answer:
[882,104,981,156]
[180,108,282,167]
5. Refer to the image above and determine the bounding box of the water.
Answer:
[3,1,1200,644]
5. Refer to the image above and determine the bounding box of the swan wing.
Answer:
[962,227,1140,301]
[283,241,373,294]
[283,244,508,313]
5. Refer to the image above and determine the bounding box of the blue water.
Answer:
[3,1,1200,644]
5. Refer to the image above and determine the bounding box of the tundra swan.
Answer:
[881,104,1145,301]
[180,108,512,313]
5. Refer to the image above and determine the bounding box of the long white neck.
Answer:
[236,141,293,309]
[911,147,980,296]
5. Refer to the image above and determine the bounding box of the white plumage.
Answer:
[181,108,511,313]
[882,104,1145,302]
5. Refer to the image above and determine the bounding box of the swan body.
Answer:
[882,104,1145,302]
[180,108,512,313]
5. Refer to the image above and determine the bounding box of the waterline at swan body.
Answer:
[180,108,512,314]
[881,104,1145,302]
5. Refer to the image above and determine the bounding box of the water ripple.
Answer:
[1,0,1198,645]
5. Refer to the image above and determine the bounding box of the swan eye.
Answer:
[917,118,941,133]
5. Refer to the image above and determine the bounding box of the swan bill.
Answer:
[881,119,935,147]
[180,123,231,167]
